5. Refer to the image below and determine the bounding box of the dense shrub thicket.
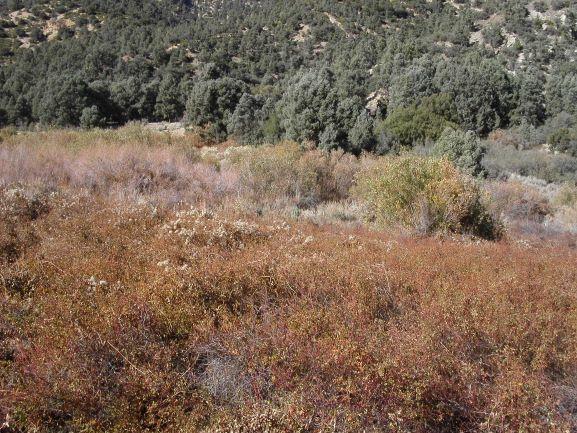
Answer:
[2,125,576,236]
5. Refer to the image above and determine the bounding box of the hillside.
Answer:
[2,3,577,431]
[2,1,577,158]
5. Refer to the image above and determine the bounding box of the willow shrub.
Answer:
[354,155,502,239]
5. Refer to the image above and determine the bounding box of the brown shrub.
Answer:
[1,130,577,432]
[0,136,243,208]
[486,180,552,224]
[230,142,362,210]
[0,190,576,432]
[0,132,365,220]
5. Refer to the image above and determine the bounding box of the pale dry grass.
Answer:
[0,129,368,222]
[1,123,205,149]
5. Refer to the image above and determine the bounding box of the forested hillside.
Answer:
[2,0,577,157]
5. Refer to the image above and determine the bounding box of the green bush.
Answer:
[549,128,577,157]
[29,27,45,43]
[376,94,458,149]
[354,155,501,239]
[433,128,486,177]
[80,105,106,129]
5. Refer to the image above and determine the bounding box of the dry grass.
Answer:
[1,188,577,432]
[1,128,577,432]
[0,128,364,215]
[1,123,205,149]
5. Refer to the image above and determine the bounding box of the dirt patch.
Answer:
[144,122,187,137]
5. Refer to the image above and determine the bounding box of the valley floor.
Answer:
[1,128,577,432]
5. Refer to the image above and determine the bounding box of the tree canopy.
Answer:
[1,0,577,154]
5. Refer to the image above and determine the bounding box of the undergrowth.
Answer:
[1,128,577,432]
[0,186,576,432]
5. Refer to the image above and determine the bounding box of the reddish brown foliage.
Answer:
[1,186,577,432]
[1,130,577,432]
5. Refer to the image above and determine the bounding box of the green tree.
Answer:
[348,111,375,154]
[387,55,438,112]
[80,105,106,129]
[512,67,546,126]
[435,56,515,135]
[109,77,159,122]
[482,25,504,48]
[277,68,363,149]
[545,65,577,117]
[8,95,31,126]
[376,94,458,149]
[319,123,340,151]
[277,68,339,144]
[0,108,7,127]
[186,77,248,139]
[36,76,90,127]
[227,93,266,145]
[154,74,184,121]
[29,27,46,43]
[432,127,486,177]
